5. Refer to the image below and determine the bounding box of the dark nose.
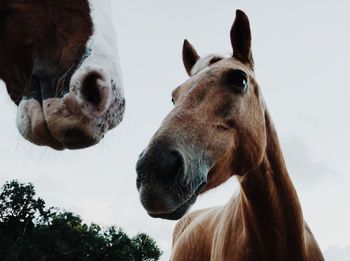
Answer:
[136,142,184,186]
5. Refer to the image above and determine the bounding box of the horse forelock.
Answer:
[191,55,224,76]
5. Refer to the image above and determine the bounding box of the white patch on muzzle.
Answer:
[70,0,124,115]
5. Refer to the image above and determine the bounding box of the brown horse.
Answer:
[136,10,324,261]
[0,0,125,150]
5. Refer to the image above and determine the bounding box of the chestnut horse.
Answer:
[0,0,125,150]
[136,10,324,261]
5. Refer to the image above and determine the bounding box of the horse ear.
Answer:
[182,39,200,76]
[230,10,254,67]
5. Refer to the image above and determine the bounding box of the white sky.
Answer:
[1,1,350,260]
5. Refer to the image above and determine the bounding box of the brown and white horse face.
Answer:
[0,0,124,150]
[136,10,266,220]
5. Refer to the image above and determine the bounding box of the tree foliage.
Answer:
[0,180,162,261]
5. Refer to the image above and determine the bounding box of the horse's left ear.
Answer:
[182,39,200,76]
[230,10,254,67]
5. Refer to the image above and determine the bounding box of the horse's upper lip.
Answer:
[147,182,206,220]
[25,70,71,105]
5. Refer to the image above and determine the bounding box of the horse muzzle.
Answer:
[16,68,125,150]
[136,140,207,220]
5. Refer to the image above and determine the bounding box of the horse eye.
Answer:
[225,69,248,93]
[171,97,175,105]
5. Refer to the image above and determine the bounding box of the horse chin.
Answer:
[16,97,105,150]
[16,99,65,150]
[147,182,206,220]
[149,193,197,220]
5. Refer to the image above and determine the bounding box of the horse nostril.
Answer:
[81,72,103,106]
[160,150,183,180]
[136,143,184,184]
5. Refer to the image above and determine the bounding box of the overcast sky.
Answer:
[1,1,350,260]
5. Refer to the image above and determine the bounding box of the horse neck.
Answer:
[237,110,306,260]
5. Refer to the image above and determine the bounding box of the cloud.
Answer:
[324,245,350,261]
[280,135,333,187]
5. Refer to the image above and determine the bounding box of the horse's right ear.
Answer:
[182,39,200,76]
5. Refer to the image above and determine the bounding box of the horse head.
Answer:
[136,10,267,220]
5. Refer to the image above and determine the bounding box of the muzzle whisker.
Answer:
[55,64,75,98]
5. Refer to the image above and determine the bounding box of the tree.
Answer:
[131,233,162,261]
[0,180,162,261]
